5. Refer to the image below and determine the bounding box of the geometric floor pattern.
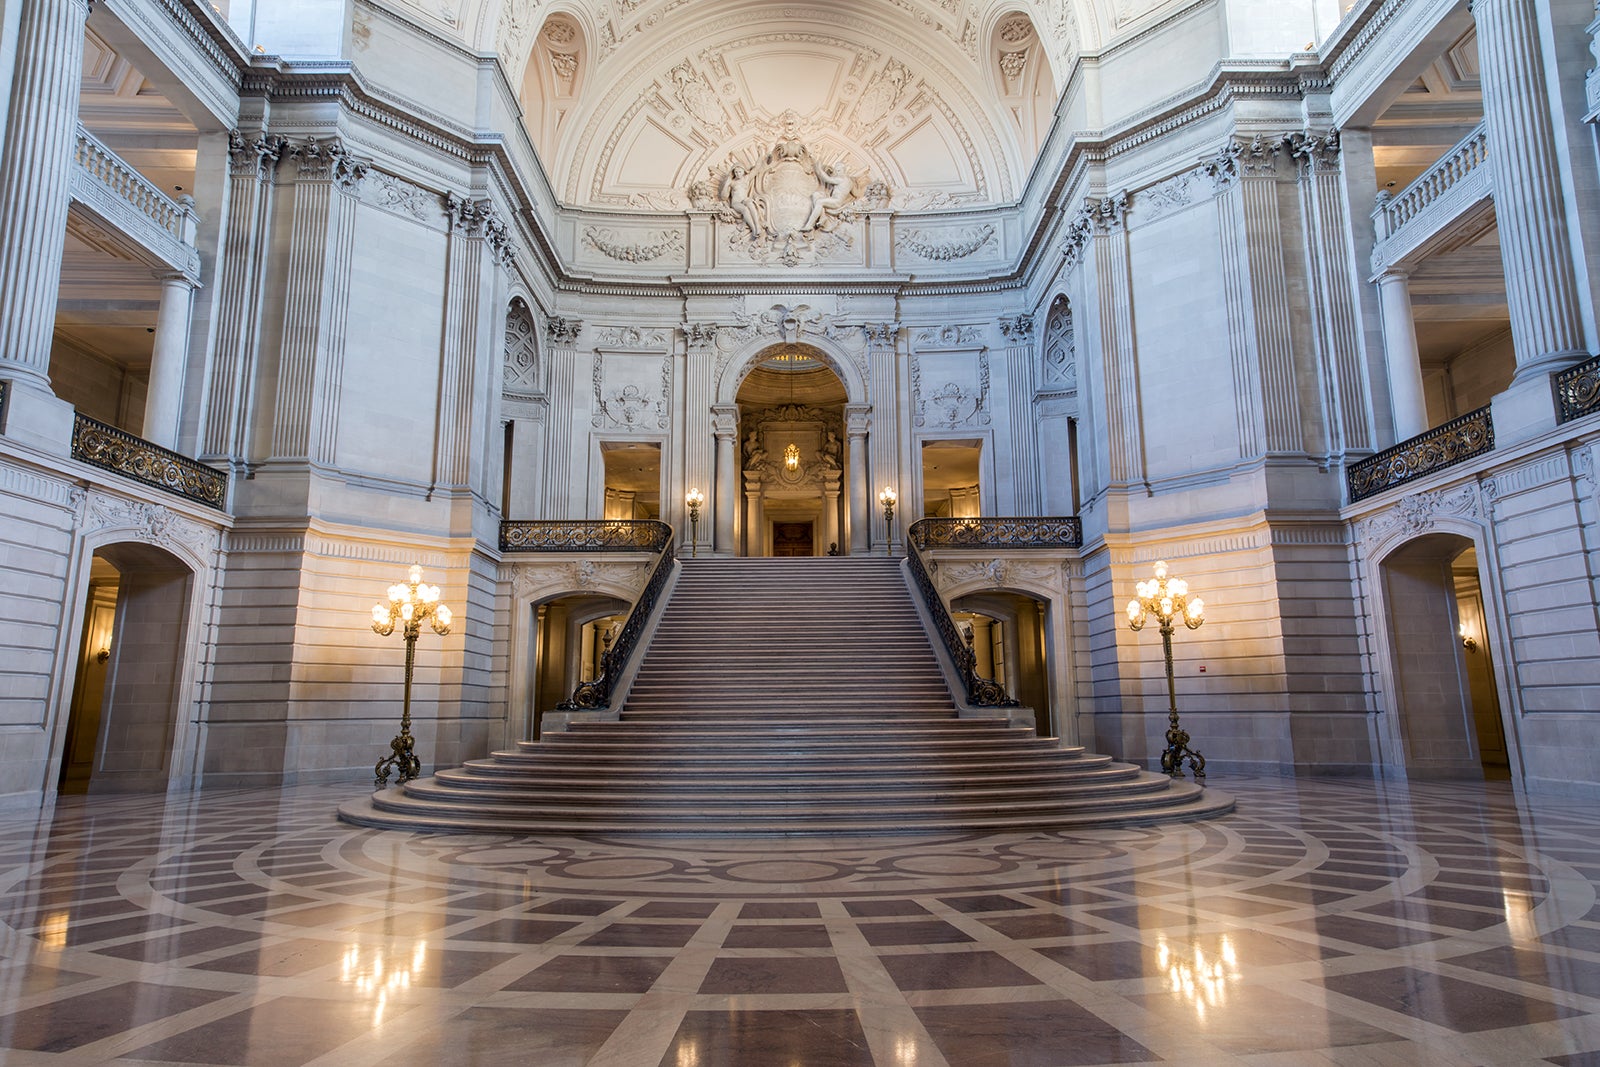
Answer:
[2,776,1599,1065]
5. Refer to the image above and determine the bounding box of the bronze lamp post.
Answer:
[1126,560,1208,781]
[371,563,452,787]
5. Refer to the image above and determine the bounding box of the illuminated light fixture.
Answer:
[879,485,897,525]
[1126,559,1208,781]
[1460,620,1477,652]
[371,563,452,787]
[685,487,704,557]
[784,442,801,471]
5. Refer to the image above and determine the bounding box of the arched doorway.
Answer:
[1379,533,1510,779]
[952,591,1054,737]
[527,593,631,739]
[58,543,195,793]
[734,345,849,557]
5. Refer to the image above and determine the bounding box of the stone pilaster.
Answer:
[541,316,581,516]
[682,323,718,555]
[865,323,900,552]
[999,312,1040,514]
[1078,193,1147,488]
[1290,131,1374,455]
[269,138,367,466]
[202,130,287,466]
[1210,139,1302,458]
[433,192,504,495]
[1473,0,1589,381]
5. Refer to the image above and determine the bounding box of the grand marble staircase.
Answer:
[339,557,1233,834]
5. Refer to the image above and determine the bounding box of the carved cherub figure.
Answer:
[803,158,853,232]
[719,163,763,237]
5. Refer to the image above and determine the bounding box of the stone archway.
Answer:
[733,344,852,556]
[1377,532,1513,780]
[58,542,195,794]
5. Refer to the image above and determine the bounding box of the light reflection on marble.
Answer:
[0,776,1598,1064]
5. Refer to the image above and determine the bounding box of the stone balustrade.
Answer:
[1370,123,1490,276]
[69,124,200,277]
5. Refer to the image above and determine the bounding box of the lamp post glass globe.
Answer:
[879,485,897,524]
[371,562,451,788]
[1126,559,1208,781]
[685,487,704,556]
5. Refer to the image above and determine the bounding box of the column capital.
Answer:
[845,403,872,437]
[711,404,739,436]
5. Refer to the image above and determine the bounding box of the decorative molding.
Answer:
[1354,483,1484,550]
[545,316,583,346]
[998,313,1035,343]
[896,224,997,262]
[582,226,684,263]
[82,492,221,561]
[504,299,541,396]
[289,136,369,188]
[361,170,441,224]
[594,326,671,349]
[913,324,983,348]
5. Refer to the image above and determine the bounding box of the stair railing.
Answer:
[905,520,1020,707]
[557,523,676,710]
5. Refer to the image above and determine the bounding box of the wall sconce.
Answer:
[95,644,111,664]
[1460,621,1477,653]
[685,487,704,557]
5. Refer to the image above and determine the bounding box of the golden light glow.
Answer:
[341,940,428,1029]
[784,442,801,471]
[372,564,451,639]
[1126,560,1204,633]
[39,911,70,951]
[1158,933,1241,1022]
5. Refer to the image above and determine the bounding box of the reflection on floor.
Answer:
[2,776,1599,1065]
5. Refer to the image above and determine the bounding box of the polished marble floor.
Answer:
[1,776,1599,1065]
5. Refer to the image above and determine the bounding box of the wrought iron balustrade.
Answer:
[500,519,673,553]
[909,516,1083,550]
[70,414,228,510]
[558,533,676,710]
[905,539,1018,708]
[1556,355,1600,423]
[1346,406,1494,504]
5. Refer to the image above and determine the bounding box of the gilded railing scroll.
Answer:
[1556,355,1600,424]
[71,414,229,510]
[909,516,1083,550]
[500,519,673,553]
[1346,406,1494,503]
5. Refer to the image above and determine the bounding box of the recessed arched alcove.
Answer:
[59,542,194,794]
[1378,533,1510,780]
[733,344,851,557]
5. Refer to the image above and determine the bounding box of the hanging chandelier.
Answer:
[783,353,801,473]
[784,442,801,471]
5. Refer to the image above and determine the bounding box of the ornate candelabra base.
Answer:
[374,728,420,787]
[1160,708,1206,781]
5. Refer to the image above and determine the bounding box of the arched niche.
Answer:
[987,11,1058,160]
[518,10,588,166]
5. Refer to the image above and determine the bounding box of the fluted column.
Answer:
[1474,0,1589,380]
[846,405,870,555]
[712,405,738,555]
[1376,270,1430,440]
[542,318,581,516]
[0,0,90,389]
[143,272,198,449]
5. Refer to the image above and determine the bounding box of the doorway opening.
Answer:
[921,440,983,517]
[527,594,630,739]
[735,345,848,556]
[59,543,194,794]
[601,441,661,519]
[1381,533,1509,778]
[951,591,1052,737]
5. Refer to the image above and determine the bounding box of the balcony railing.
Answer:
[70,124,199,276]
[500,519,673,553]
[1556,354,1600,424]
[909,516,1084,550]
[1370,123,1491,276]
[1346,406,1494,504]
[70,414,229,510]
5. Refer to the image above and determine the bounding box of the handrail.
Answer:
[557,532,676,710]
[905,519,1027,708]
[1346,405,1494,503]
[1372,123,1488,243]
[909,516,1083,550]
[1556,354,1600,424]
[70,413,229,510]
[74,124,192,242]
[500,519,672,552]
